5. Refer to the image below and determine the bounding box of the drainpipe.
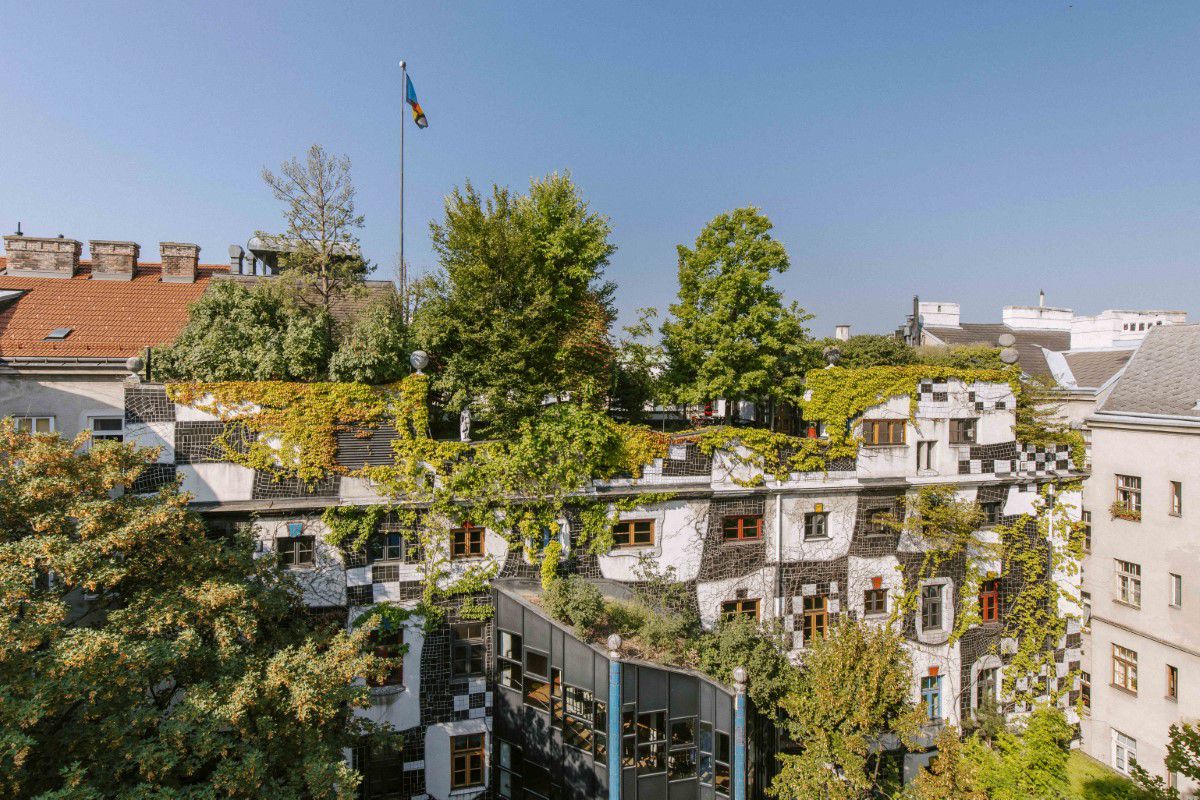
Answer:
[733,666,748,800]
[775,492,783,619]
[607,635,623,800]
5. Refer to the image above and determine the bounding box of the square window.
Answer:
[950,418,977,444]
[722,514,762,542]
[450,525,484,559]
[13,416,54,434]
[720,598,760,621]
[864,508,893,538]
[804,511,829,540]
[1116,475,1142,513]
[452,622,486,676]
[276,535,315,568]
[981,501,1001,527]
[612,519,655,548]
[863,588,888,616]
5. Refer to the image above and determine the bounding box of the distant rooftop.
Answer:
[1099,324,1200,419]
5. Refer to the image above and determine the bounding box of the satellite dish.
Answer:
[1000,347,1019,364]
[997,333,1016,347]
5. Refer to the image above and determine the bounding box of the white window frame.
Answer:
[1170,573,1183,608]
[1115,560,1141,607]
[1112,729,1137,775]
[88,415,125,443]
[1170,481,1182,516]
[12,415,55,434]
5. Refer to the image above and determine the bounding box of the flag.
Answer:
[406,74,428,129]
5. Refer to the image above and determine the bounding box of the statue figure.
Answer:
[459,406,472,443]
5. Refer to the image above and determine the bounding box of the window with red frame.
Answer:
[722,515,763,542]
[979,579,1001,623]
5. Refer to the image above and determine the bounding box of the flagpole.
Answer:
[398,60,407,318]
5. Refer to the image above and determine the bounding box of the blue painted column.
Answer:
[732,666,748,800]
[607,635,623,800]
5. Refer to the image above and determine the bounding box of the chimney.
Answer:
[1039,289,1045,307]
[160,242,200,283]
[834,324,851,341]
[89,240,139,280]
[228,244,244,275]
[2,233,82,278]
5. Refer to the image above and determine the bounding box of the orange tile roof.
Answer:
[0,257,227,359]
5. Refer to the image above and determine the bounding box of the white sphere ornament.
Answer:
[607,634,623,652]
[732,666,748,685]
[409,350,429,373]
[125,355,144,374]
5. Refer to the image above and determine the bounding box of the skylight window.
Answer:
[44,328,73,340]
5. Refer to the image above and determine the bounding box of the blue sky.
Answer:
[1,2,1198,334]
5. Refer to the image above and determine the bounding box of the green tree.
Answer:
[772,618,924,800]
[973,707,1073,800]
[1132,720,1200,798]
[696,616,796,724]
[821,334,917,368]
[328,291,411,384]
[660,207,815,419]
[0,423,392,798]
[153,280,333,381]
[260,144,371,313]
[909,726,988,800]
[415,172,617,428]
[609,307,663,422]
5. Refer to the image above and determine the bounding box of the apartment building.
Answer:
[116,364,1082,800]
[1081,324,1200,793]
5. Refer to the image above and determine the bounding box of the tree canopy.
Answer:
[0,423,393,797]
[660,207,816,412]
[414,172,617,428]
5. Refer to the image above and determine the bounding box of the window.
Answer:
[1081,671,1091,711]
[523,762,552,800]
[1081,591,1092,632]
[863,588,888,616]
[497,740,522,799]
[636,711,667,773]
[276,535,314,567]
[452,622,485,676]
[921,676,942,720]
[979,579,1000,623]
[12,416,54,434]
[916,440,936,471]
[1116,560,1142,607]
[975,666,999,710]
[1171,481,1182,516]
[451,733,485,789]
[1170,573,1183,608]
[1167,665,1179,700]
[1116,475,1142,513]
[367,628,404,687]
[612,519,655,548]
[864,508,893,538]
[1113,730,1137,775]
[722,515,762,542]
[89,417,123,442]
[497,631,523,691]
[950,418,977,444]
[981,501,1001,527]
[862,419,905,446]
[450,525,484,559]
[714,731,731,796]
[1082,510,1092,552]
[668,718,697,780]
[921,584,944,631]
[1113,644,1138,694]
[803,511,829,540]
[371,563,401,583]
[802,595,828,643]
[721,598,760,621]
[370,532,420,564]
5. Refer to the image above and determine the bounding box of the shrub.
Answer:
[544,575,605,636]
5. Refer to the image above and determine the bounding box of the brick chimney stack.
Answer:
[89,240,139,280]
[2,234,82,278]
[159,242,200,283]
